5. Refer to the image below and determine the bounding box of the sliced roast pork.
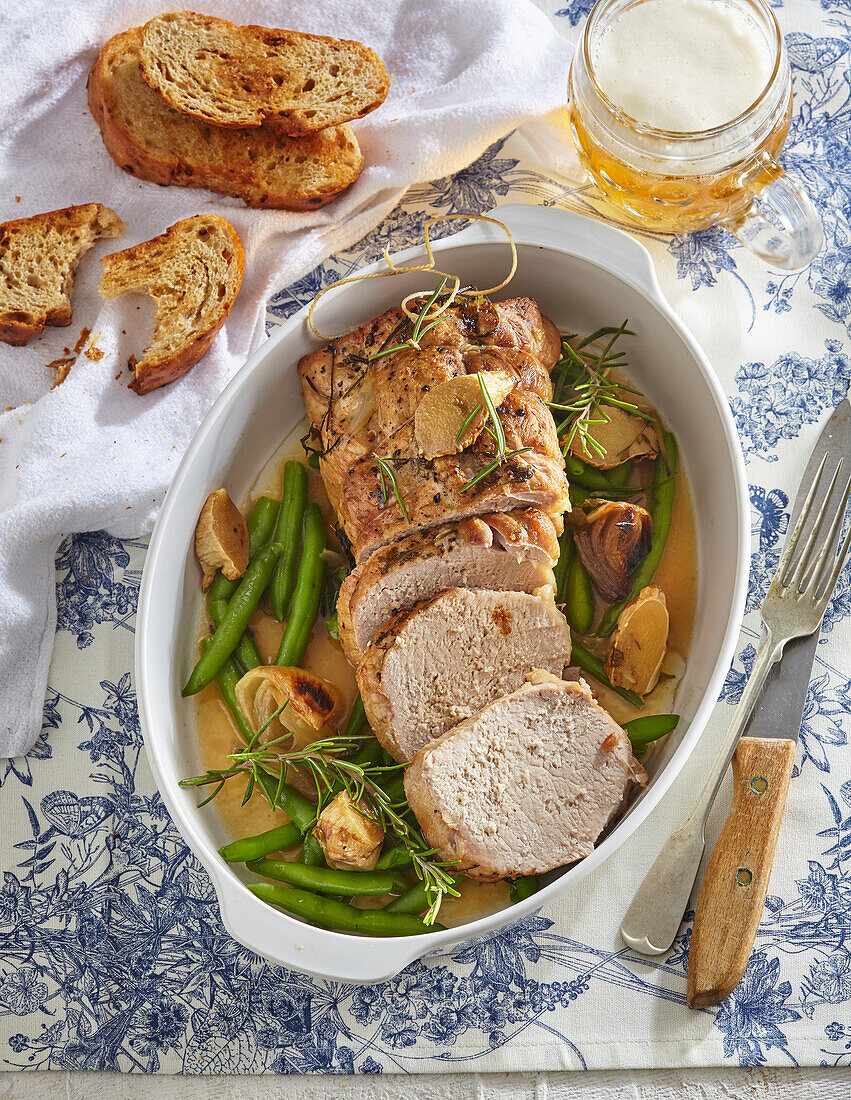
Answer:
[337,509,559,664]
[357,589,572,761]
[298,297,569,562]
[404,672,648,880]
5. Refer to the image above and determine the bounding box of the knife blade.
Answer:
[686,397,851,1007]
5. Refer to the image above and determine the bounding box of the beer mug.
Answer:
[568,0,822,269]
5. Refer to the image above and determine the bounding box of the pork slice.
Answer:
[357,589,572,762]
[337,510,559,664]
[404,672,648,881]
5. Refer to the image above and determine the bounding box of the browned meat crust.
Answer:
[298,296,569,562]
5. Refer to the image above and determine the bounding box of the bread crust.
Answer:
[138,11,389,134]
[0,203,124,346]
[87,29,363,211]
[98,214,244,394]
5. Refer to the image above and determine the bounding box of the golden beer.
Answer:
[568,0,821,267]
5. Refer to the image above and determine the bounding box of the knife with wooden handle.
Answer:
[687,399,851,1008]
[621,399,851,1001]
[685,635,814,1007]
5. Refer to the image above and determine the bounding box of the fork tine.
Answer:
[779,453,828,586]
[804,474,851,595]
[784,460,842,589]
[816,503,851,604]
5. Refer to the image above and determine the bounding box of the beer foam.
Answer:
[592,0,774,132]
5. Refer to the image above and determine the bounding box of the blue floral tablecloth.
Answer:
[3,0,851,1074]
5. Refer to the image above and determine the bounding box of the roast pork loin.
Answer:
[337,509,559,664]
[298,297,569,563]
[357,588,572,762]
[404,671,648,880]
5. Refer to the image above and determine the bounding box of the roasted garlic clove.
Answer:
[572,500,653,602]
[571,406,658,470]
[605,586,669,696]
[234,666,342,753]
[313,790,385,870]
[414,370,514,459]
[195,488,248,591]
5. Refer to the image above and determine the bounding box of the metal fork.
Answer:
[620,451,851,956]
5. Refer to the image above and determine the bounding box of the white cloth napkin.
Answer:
[0,0,573,758]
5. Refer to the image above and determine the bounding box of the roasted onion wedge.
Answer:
[235,666,342,753]
[572,499,653,602]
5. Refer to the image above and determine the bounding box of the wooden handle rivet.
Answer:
[750,776,768,795]
[736,868,753,886]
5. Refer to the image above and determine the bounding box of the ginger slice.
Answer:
[415,370,515,460]
[195,489,248,591]
[605,585,669,696]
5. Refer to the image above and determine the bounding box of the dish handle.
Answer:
[445,203,666,308]
[207,861,431,984]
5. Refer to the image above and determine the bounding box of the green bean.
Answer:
[564,556,594,635]
[299,833,326,866]
[345,694,368,737]
[624,713,679,747]
[247,496,282,557]
[386,873,459,915]
[510,876,540,904]
[597,432,678,636]
[570,641,642,707]
[209,598,262,673]
[569,484,589,508]
[249,858,405,897]
[606,460,632,488]
[376,845,413,871]
[253,766,316,833]
[553,528,574,604]
[268,462,309,621]
[208,496,280,605]
[184,543,283,695]
[249,882,442,935]
[210,646,254,744]
[564,455,613,492]
[219,823,302,863]
[275,503,326,667]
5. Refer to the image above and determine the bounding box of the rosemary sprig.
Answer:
[460,446,531,494]
[549,320,647,461]
[477,372,506,458]
[366,276,449,362]
[183,733,460,924]
[455,403,482,444]
[375,454,412,524]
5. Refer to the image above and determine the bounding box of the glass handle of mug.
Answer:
[725,159,823,271]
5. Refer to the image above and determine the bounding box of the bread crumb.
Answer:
[73,327,91,356]
[46,356,75,389]
[14,196,20,203]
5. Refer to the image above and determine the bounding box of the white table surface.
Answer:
[4,1067,850,1097]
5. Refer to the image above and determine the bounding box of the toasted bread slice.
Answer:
[0,204,124,346]
[98,215,244,394]
[88,29,363,210]
[139,10,389,134]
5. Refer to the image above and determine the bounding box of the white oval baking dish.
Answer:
[136,204,749,984]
